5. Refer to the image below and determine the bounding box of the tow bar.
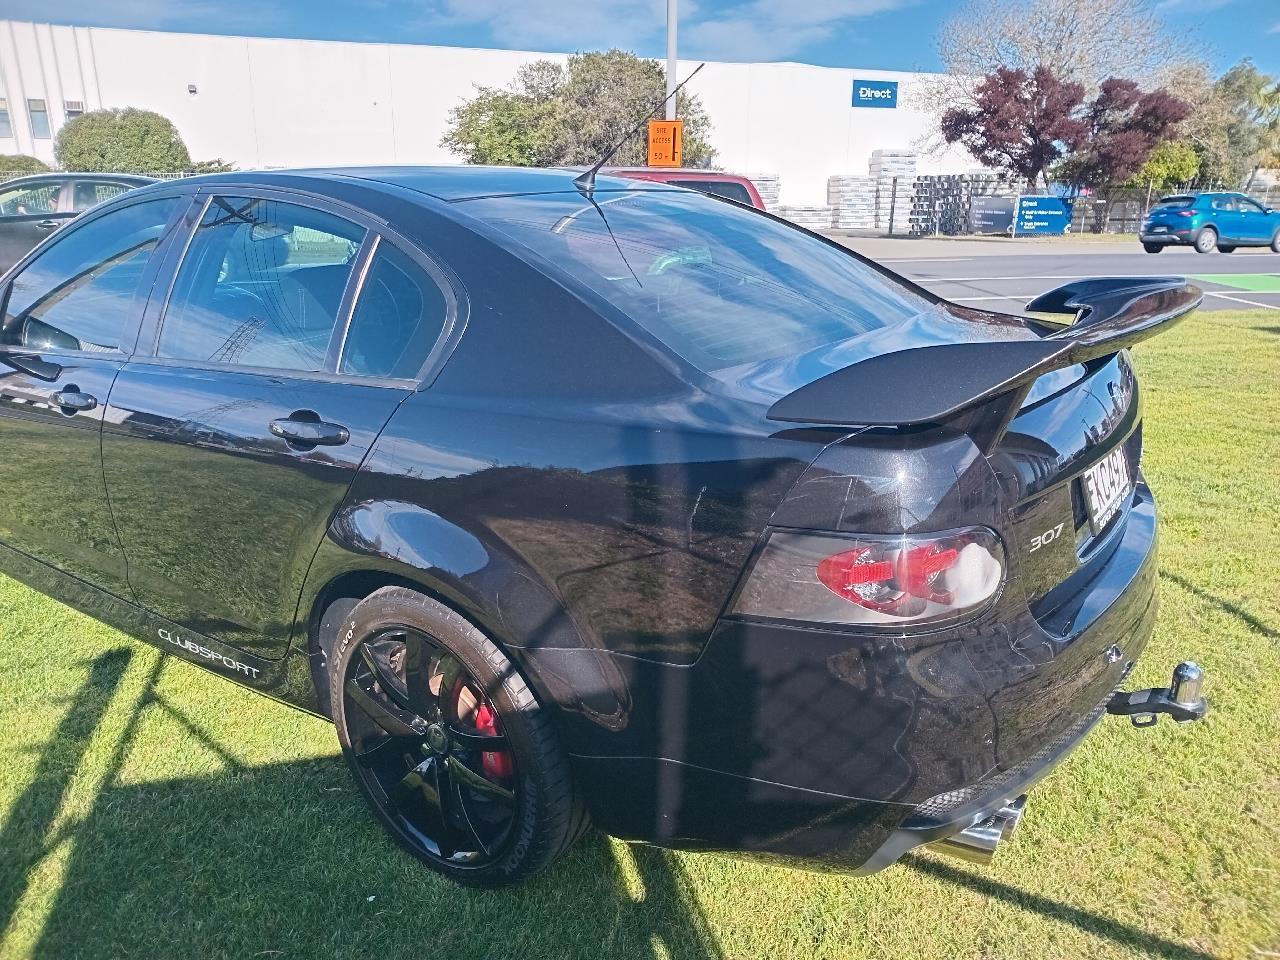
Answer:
[1107,661,1208,727]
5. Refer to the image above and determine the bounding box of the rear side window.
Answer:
[1210,196,1235,211]
[1,197,179,353]
[72,181,133,212]
[668,179,754,206]
[159,197,365,371]
[463,190,931,371]
[341,241,448,380]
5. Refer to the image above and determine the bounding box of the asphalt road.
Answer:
[828,236,1280,313]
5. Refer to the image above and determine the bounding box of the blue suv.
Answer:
[1141,192,1280,254]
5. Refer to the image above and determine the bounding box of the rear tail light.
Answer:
[732,527,1004,628]
[1176,210,1195,218]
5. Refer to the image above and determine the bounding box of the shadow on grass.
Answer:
[0,647,132,933]
[1161,570,1278,640]
[3,651,722,960]
[906,858,1216,960]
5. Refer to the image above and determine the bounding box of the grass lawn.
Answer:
[1,309,1278,960]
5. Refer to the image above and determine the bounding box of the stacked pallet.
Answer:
[745,173,781,210]
[869,150,917,231]
[826,175,878,230]
[774,205,834,229]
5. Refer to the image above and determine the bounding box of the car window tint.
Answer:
[668,179,754,205]
[464,190,932,372]
[1,197,180,353]
[73,181,132,212]
[1237,197,1264,214]
[341,241,447,380]
[1210,196,1235,211]
[0,182,59,216]
[159,197,365,371]
[1152,196,1193,210]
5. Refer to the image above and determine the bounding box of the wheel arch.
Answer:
[295,504,595,722]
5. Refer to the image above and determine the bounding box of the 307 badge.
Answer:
[1083,446,1131,534]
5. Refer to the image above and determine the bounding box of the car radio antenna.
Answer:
[574,62,705,196]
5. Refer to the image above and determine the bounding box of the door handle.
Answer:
[51,389,97,412]
[35,219,60,231]
[269,414,349,447]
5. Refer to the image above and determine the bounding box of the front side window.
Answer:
[340,241,448,380]
[1,197,180,353]
[72,181,131,212]
[463,189,932,372]
[159,196,365,371]
[0,181,59,216]
[27,99,50,139]
[1237,197,1265,214]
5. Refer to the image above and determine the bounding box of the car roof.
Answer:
[0,172,156,185]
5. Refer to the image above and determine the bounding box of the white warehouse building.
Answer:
[0,19,974,206]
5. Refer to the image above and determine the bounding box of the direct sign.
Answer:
[1014,196,1073,235]
[970,196,1015,234]
[647,119,683,167]
[852,79,898,108]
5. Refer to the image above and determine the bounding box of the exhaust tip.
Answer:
[930,795,1026,866]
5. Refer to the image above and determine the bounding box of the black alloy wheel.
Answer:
[330,587,587,886]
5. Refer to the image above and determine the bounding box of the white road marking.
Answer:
[1204,291,1280,311]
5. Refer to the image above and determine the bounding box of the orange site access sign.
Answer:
[647,119,683,167]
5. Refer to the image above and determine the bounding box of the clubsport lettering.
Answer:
[159,628,261,678]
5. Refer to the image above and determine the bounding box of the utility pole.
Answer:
[665,0,678,121]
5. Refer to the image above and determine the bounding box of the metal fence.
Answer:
[1069,185,1280,234]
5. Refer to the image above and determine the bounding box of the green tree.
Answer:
[1129,140,1199,190]
[55,108,193,173]
[443,50,715,167]
[0,154,50,174]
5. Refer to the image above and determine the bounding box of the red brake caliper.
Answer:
[473,702,512,779]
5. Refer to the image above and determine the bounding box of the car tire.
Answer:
[1142,243,1163,253]
[1194,227,1218,254]
[1271,230,1280,253]
[1218,245,1236,253]
[329,586,589,887]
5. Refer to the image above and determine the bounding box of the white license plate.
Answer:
[1150,226,1167,233]
[1082,446,1131,534]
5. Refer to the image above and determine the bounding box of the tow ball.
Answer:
[1107,661,1208,727]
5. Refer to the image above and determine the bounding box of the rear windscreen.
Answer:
[460,190,932,372]
[667,179,754,206]
[1152,196,1194,210]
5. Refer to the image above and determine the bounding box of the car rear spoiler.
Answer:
[766,277,1201,440]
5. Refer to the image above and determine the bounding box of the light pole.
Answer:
[665,0,677,121]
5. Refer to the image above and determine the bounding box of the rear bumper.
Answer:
[552,484,1160,872]
[1139,232,1189,245]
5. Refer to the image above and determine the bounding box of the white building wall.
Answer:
[0,20,972,204]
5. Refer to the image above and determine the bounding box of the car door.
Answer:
[0,193,186,597]
[102,190,459,659]
[1207,195,1238,241]
[1233,196,1269,243]
[0,177,73,275]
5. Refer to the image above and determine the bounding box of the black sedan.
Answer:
[0,172,154,273]
[0,167,1207,886]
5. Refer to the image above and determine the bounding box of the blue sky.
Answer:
[6,0,1278,74]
